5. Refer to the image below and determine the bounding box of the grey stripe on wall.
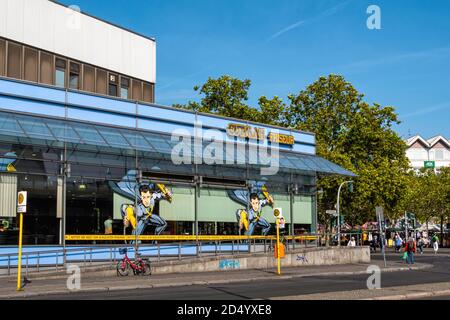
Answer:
[0,174,17,217]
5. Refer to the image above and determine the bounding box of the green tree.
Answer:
[174,75,286,125]
[286,75,411,227]
[407,167,450,246]
[176,74,412,236]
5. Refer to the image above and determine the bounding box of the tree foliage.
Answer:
[286,75,411,226]
[406,167,450,229]
[175,74,413,227]
[174,75,286,125]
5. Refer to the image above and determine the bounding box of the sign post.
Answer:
[16,191,27,291]
[376,206,387,267]
[273,208,283,275]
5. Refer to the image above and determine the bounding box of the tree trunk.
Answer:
[441,215,444,248]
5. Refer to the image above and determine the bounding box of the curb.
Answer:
[364,289,450,300]
[0,263,432,299]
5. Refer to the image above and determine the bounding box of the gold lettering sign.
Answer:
[227,124,266,140]
[268,132,295,146]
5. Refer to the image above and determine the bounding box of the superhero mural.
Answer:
[109,170,172,237]
[229,183,274,236]
[0,152,17,172]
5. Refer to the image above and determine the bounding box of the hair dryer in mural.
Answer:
[109,170,172,237]
[229,183,274,236]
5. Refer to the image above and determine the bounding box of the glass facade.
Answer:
[0,79,354,245]
[0,130,320,244]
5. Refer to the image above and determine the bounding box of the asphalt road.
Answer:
[21,250,450,300]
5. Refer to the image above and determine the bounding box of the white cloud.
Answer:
[266,0,352,42]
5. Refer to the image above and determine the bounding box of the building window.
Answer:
[7,42,22,79]
[143,82,153,103]
[69,62,80,90]
[83,65,95,92]
[55,58,66,87]
[96,69,107,95]
[120,77,130,99]
[108,73,118,97]
[24,48,38,82]
[39,52,53,85]
[0,39,5,76]
[435,149,444,160]
[132,79,142,101]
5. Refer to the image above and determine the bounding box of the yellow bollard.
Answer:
[276,218,281,275]
[16,213,24,291]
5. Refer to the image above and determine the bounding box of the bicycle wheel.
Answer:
[142,260,152,276]
[117,260,130,276]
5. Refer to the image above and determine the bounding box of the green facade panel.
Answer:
[198,188,244,222]
[293,195,313,224]
[160,187,195,222]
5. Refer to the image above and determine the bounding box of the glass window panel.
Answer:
[144,134,173,154]
[120,87,129,99]
[55,69,65,87]
[69,74,79,89]
[108,84,117,97]
[19,118,54,139]
[46,122,80,143]
[96,128,130,148]
[0,115,24,137]
[122,132,153,151]
[73,125,106,145]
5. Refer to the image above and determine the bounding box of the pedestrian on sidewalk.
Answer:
[394,234,403,253]
[347,237,356,247]
[432,234,439,254]
[417,236,424,254]
[372,234,378,253]
[404,237,416,265]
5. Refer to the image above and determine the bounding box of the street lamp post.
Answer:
[336,181,353,247]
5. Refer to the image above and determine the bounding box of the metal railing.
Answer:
[0,234,318,277]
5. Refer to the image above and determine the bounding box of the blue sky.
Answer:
[59,0,450,139]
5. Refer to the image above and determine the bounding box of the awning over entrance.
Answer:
[0,110,355,177]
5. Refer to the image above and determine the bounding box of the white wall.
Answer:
[0,0,156,83]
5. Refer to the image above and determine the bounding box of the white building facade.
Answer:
[406,135,450,170]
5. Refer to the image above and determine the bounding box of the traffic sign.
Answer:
[17,191,27,213]
[424,161,435,169]
[17,191,27,206]
[326,210,337,216]
[273,208,282,217]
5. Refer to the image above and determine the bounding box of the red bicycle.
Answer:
[117,248,152,276]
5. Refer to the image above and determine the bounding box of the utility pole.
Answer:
[336,181,353,247]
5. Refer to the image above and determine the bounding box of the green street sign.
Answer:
[424,161,435,169]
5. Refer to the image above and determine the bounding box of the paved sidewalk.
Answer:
[269,282,450,300]
[0,260,431,299]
